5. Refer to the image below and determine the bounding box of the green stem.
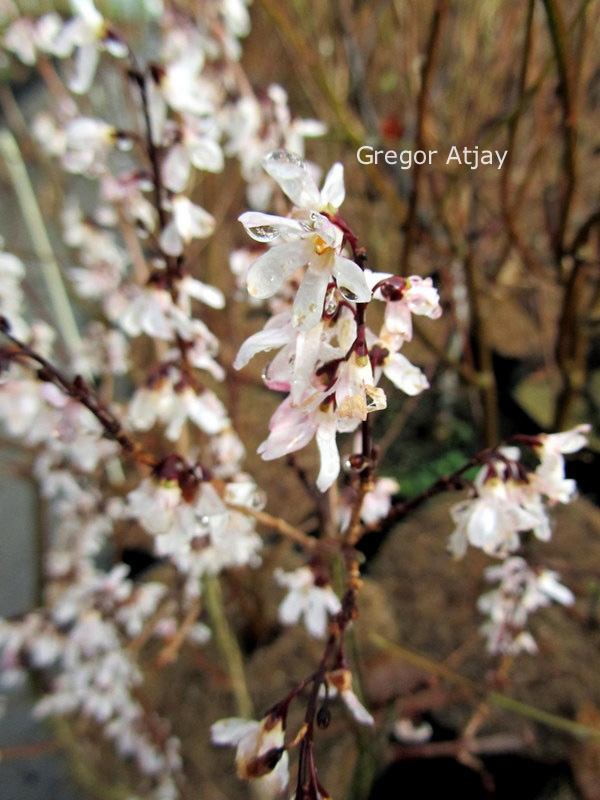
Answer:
[204,575,253,718]
[371,634,600,740]
[0,129,85,372]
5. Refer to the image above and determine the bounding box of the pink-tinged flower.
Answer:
[325,669,374,726]
[238,151,371,330]
[274,567,341,639]
[258,396,340,492]
[234,309,347,404]
[233,310,295,372]
[211,714,289,797]
[160,196,216,256]
[371,274,442,344]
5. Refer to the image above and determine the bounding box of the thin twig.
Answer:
[400,0,448,273]
[542,0,578,260]
[225,502,316,551]
[371,634,600,741]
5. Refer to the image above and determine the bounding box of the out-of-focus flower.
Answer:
[478,557,574,655]
[160,196,216,256]
[274,567,341,639]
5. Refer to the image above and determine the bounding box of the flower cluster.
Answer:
[449,427,589,653]
[234,150,441,491]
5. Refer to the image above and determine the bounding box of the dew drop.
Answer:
[247,224,280,242]
[324,288,338,316]
[339,286,359,301]
[264,149,305,170]
[261,361,272,382]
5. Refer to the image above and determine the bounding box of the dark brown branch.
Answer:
[542,0,578,259]
[400,0,448,274]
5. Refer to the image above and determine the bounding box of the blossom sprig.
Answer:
[234,150,441,492]
[0,317,149,463]
[211,581,374,799]
[448,427,590,559]
[478,557,575,655]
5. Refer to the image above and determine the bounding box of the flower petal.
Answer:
[320,163,345,209]
[238,211,308,243]
[211,717,259,746]
[247,241,308,300]
[234,314,292,370]
[262,150,321,209]
[383,353,429,395]
[332,257,371,303]
[315,413,339,492]
[292,263,330,329]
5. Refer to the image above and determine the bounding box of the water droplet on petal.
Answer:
[339,286,359,302]
[324,287,339,316]
[264,150,305,170]
[247,224,280,242]
[261,361,272,382]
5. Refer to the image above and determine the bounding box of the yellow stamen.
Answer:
[314,236,329,255]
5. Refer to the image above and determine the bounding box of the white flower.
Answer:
[160,196,216,256]
[258,396,341,492]
[393,718,433,744]
[478,557,574,655]
[124,478,182,536]
[531,424,590,504]
[162,387,229,441]
[238,151,371,330]
[274,567,341,638]
[116,287,193,340]
[55,0,127,94]
[371,274,442,344]
[161,118,224,192]
[211,714,289,797]
[324,669,374,726]
[449,472,550,558]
